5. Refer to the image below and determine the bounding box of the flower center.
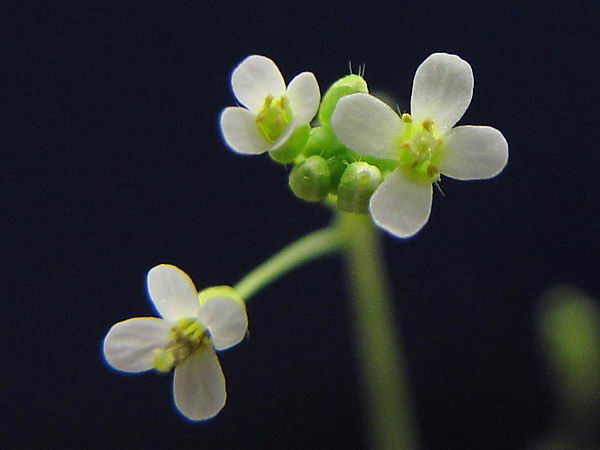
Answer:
[152,318,209,372]
[396,114,444,183]
[255,95,293,143]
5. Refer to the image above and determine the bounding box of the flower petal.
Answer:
[331,93,402,159]
[369,169,433,238]
[173,345,226,421]
[103,317,171,373]
[287,72,320,124]
[231,55,286,112]
[197,296,248,351]
[220,107,271,155]
[147,264,201,321]
[411,53,474,133]
[440,125,508,180]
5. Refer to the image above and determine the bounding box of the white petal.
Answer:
[369,169,433,238]
[147,264,201,321]
[173,345,226,421]
[103,317,171,373]
[331,93,402,159]
[440,126,508,180]
[220,107,271,155]
[231,55,286,112]
[197,296,248,351]
[411,53,474,133]
[287,72,320,124]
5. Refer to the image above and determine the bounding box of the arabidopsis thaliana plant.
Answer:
[332,53,508,238]
[103,264,248,421]
[220,55,320,155]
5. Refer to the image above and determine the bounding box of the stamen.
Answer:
[396,126,444,184]
[152,318,208,372]
[255,94,293,142]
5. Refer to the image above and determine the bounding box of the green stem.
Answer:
[338,212,419,450]
[234,226,344,301]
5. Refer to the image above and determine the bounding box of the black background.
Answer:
[5,0,600,448]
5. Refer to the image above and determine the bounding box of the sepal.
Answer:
[269,123,310,163]
[199,285,246,309]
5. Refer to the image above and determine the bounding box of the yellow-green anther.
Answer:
[397,129,444,183]
[256,95,293,142]
[289,155,332,202]
[269,123,310,164]
[401,113,413,123]
[337,162,383,214]
[151,318,208,373]
[319,74,368,127]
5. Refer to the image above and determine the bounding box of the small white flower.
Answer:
[220,54,320,155]
[332,53,509,238]
[103,264,248,421]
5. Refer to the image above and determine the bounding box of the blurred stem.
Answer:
[234,226,343,301]
[234,213,418,448]
[338,212,419,450]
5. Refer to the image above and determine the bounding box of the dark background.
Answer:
[5,0,600,448]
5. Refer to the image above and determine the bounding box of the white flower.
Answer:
[331,53,508,238]
[103,264,248,421]
[220,54,320,155]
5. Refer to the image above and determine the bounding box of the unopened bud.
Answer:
[289,156,331,202]
[319,75,368,127]
[337,162,383,214]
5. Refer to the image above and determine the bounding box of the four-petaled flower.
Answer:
[103,264,248,421]
[332,53,509,238]
[220,54,320,155]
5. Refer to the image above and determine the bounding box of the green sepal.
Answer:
[269,123,310,164]
[289,155,332,202]
[319,74,368,127]
[199,285,246,308]
[303,125,341,155]
[302,126,348,189]
[337,162,383,214]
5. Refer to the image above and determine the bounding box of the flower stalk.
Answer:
[234,214,419,448]
[338,212,419,450]
[234,226,344,301]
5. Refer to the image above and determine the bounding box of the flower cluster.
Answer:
[103,264,248,421]
[103,52,509,423]
[220,53,508,238]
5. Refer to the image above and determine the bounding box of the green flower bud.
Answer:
[538,286,600,414]
[337,162,383,214]
[302,126,351,188]
[289,156,331,202]
[269,123,311,164]
[319,74,368,127]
